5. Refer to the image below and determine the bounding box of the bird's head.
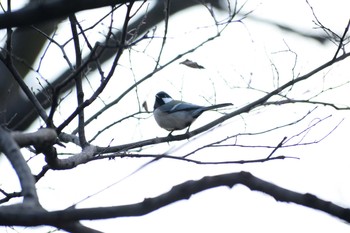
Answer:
[154,91,173,110]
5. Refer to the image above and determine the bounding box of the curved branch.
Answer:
[0,171,349,226]
[0,127,39,206]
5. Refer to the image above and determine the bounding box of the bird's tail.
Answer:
[203,103,232,111]
[193,103,232,118]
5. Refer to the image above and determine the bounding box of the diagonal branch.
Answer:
[189,51,350,137]
[7,0,223,131]
[0,0,136,29]
[56,2,135,134]
[1,24,48,125]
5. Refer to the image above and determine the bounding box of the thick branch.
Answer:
[11,128,57,148]
[45,145,97,170]
[0,127,39,206]
[0,171,349,226]
[0,0,135,29]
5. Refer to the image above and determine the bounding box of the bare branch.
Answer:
[0,190,21,204]
[332,19,350,60]
[0,126,40,206]
[56,2,135,134]
[0,0,137,29]
[45,145,97,170]
[94,48,350,152]
[188,51,350,138]
[78,30,228,133]
[4,0,225,131]
[0,26,49,125]
[69,14,87,146]
[266,136,287,159]
[94,152,298,165]
[0,171,349,226]
[11,128,57,148]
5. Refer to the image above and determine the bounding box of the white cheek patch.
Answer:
[162,97,173,103]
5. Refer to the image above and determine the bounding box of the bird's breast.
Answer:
[153,109,195,131]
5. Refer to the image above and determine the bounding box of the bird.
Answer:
[153,91,232,133]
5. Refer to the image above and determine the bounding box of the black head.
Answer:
[154,91,173,110]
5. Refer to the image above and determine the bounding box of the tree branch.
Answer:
[0,0,136,29]
[0,171,349,226]
[55,1,135,134]
[94,50,350,152]
[6,0,222,131]
[189,51,350,137]
[69,14,87,146]
[11,128,57,148]
[0,126,39,206]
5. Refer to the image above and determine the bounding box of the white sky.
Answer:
[1,0,350,232]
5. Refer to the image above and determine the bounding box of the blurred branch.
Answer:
[306,0,350,51]
[2,0,335,131]
[333,19,350,60]
[69,14,87,146]
[6,0,223,131]
[0,171,349,226]
[0,0,136,29]
[0,45,49,125]
[56,2,135,134]
[248,14,328,44]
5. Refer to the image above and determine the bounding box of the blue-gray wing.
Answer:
[159,100,203,113]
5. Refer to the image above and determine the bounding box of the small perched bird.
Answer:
[153,91,232,133]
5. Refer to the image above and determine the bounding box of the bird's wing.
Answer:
[160,100,203,113]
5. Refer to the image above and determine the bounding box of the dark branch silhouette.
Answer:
[0,1,349,232]
[0,172,349,226]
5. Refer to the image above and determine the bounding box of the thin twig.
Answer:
[266,136,287,159]
[56,2,135,134]
[333,19,350,60]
